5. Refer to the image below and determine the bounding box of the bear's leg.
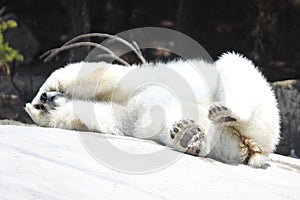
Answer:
[26,92,125,135]
[31,63,131,105]
[208,102,266,168]
[168,119,209,156]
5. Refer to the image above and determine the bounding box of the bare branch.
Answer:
[96,54,130,66]
[132,41,143,59]
[40,41,130,66]
[62,33,146,64]
[40,33,146,66]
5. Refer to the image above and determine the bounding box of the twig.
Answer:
[132,41,143,58]
[40,33,146,65]
[96,54,130,66]
[63,33,146,64]
[40,41,129,66]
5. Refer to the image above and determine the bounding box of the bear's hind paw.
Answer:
[169,119,206,156]
[208,102,240,126]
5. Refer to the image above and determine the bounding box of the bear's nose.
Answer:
[40,93,47,103]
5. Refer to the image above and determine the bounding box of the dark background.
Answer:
[2,0,300,78]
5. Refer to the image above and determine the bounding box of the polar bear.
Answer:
[25,52,280,168]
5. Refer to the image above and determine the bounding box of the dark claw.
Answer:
[170,130,175,139]
[177,123,183,128]
[40,93,47,103]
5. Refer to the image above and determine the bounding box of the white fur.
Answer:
[25,52,280,168]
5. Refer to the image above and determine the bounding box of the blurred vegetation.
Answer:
[0,15,23,77]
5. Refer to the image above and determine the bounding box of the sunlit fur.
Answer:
[25,52,280,168]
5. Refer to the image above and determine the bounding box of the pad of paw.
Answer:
[170,119,205,155]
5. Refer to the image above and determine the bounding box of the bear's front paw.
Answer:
[27,92,68,116]
[39,92,65,107]
[169,119,206,156]
[25,92,70,127]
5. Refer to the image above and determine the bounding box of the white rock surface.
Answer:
[0,125,300,200]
